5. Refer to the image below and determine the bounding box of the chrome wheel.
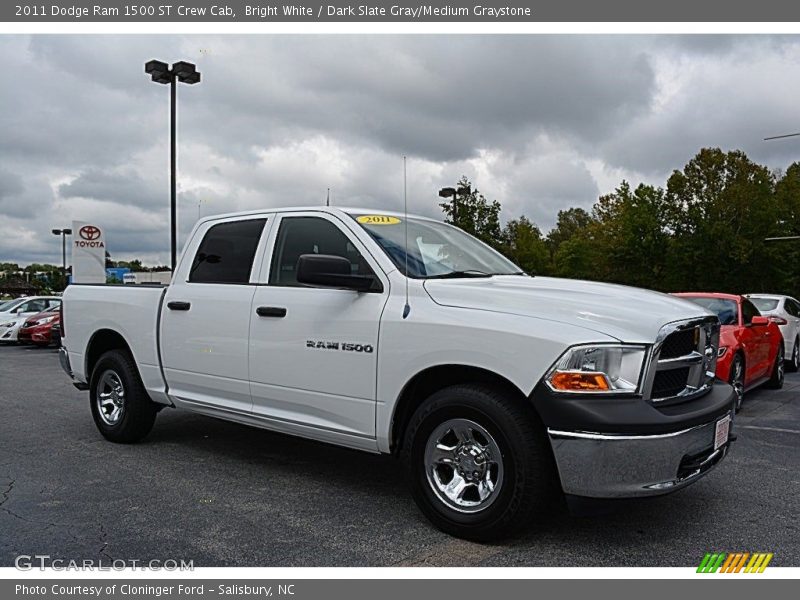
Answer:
[777,350,785,385]
[424,418,504,513]
[730,357,744,411]
[96,369,125,426]
[792,342,799,371]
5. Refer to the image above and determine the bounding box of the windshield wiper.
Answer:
[425,270,493,279]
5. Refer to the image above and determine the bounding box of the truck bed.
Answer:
[62,284,168,402]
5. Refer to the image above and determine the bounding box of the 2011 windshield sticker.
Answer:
[356,215,401,225]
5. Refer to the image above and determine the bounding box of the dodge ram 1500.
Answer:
[60,207,736,540]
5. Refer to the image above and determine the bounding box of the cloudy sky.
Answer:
[2,34,800,266]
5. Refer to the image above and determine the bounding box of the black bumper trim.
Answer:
[530,378,736,435]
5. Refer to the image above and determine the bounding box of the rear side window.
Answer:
[750,297,779,312]
[189,219,266,284]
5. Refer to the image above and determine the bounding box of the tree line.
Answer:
[442,148,800,297]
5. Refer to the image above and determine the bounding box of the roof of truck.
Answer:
[195,206,438,226]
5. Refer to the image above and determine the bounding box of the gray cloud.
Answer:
[2,34,800,266]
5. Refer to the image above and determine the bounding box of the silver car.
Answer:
[0,296,62,343]
[746,294,800,372]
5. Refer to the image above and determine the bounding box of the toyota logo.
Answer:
[79,225,101,241]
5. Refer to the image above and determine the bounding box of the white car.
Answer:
[0,296,62,343]
[746,294,800,371]
[59,207,735,540]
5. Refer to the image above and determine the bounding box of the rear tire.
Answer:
[400,383,558,542]
[787,338,800,372]
[89,349,157,443]
[766,345,785,389]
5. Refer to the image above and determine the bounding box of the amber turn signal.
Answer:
[549,371,611,391]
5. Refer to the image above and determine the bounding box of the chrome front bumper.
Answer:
[548,413,733,498]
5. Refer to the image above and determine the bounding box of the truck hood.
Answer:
[423,275,713,343]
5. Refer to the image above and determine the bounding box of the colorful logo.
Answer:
[697,552,773,573]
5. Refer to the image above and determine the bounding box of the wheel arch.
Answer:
[389,364,537,455]
[85,328,135,382]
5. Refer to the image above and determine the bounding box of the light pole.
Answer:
[439,184,471,225]
[439,187,458,222]
[51,228,72,277]
[145,59,201,271]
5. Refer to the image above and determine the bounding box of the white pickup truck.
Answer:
[60,207,735,540]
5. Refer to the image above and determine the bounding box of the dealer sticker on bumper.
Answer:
[714,415,731,450]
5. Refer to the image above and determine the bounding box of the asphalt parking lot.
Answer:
[1,343,798,567]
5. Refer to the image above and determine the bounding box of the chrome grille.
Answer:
[643,316,720,404]
[659,329,697,359]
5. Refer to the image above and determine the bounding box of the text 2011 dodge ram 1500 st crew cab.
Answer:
[60,207,736,540]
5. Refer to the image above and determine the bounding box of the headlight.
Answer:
[546,344,647,394]
[0,321,15,328]
[33,316,56,326]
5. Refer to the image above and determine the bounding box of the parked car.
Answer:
[17,309,61,347]
[674,293,784,411]
[60,207,735,540]
[745,294,800,372]
[0,296,61,343]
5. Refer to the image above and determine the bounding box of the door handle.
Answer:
[256,306,287,318]
[167,301,191,311]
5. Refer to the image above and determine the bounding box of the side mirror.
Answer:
[751,315,770,326]
[296,254,377,292]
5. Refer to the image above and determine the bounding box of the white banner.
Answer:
[71,221,106,284]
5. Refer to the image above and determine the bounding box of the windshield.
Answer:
[686,297,739,326]
[749,297,779,313]
[352,214,522,278]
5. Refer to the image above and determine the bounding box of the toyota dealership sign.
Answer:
[71,220,106,283]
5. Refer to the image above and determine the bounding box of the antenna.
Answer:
[403,156,411,319]
[765,132,800,141]
[326,188,330,206]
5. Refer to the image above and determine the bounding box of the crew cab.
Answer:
[673,293,784,412]
[60,207,736,540]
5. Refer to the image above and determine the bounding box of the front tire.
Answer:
[400,384,557,542]
[89,350,157,443]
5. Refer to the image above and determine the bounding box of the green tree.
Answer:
[663,148,778,292]
[440,176,503,250]
[593,182,670,289]
[546,207,594,256]
[546,208,602,279]
[501,216,550,275]
[771,162,800,298]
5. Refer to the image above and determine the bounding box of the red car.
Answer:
[673,293,784,411]
[17,308,61,347]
